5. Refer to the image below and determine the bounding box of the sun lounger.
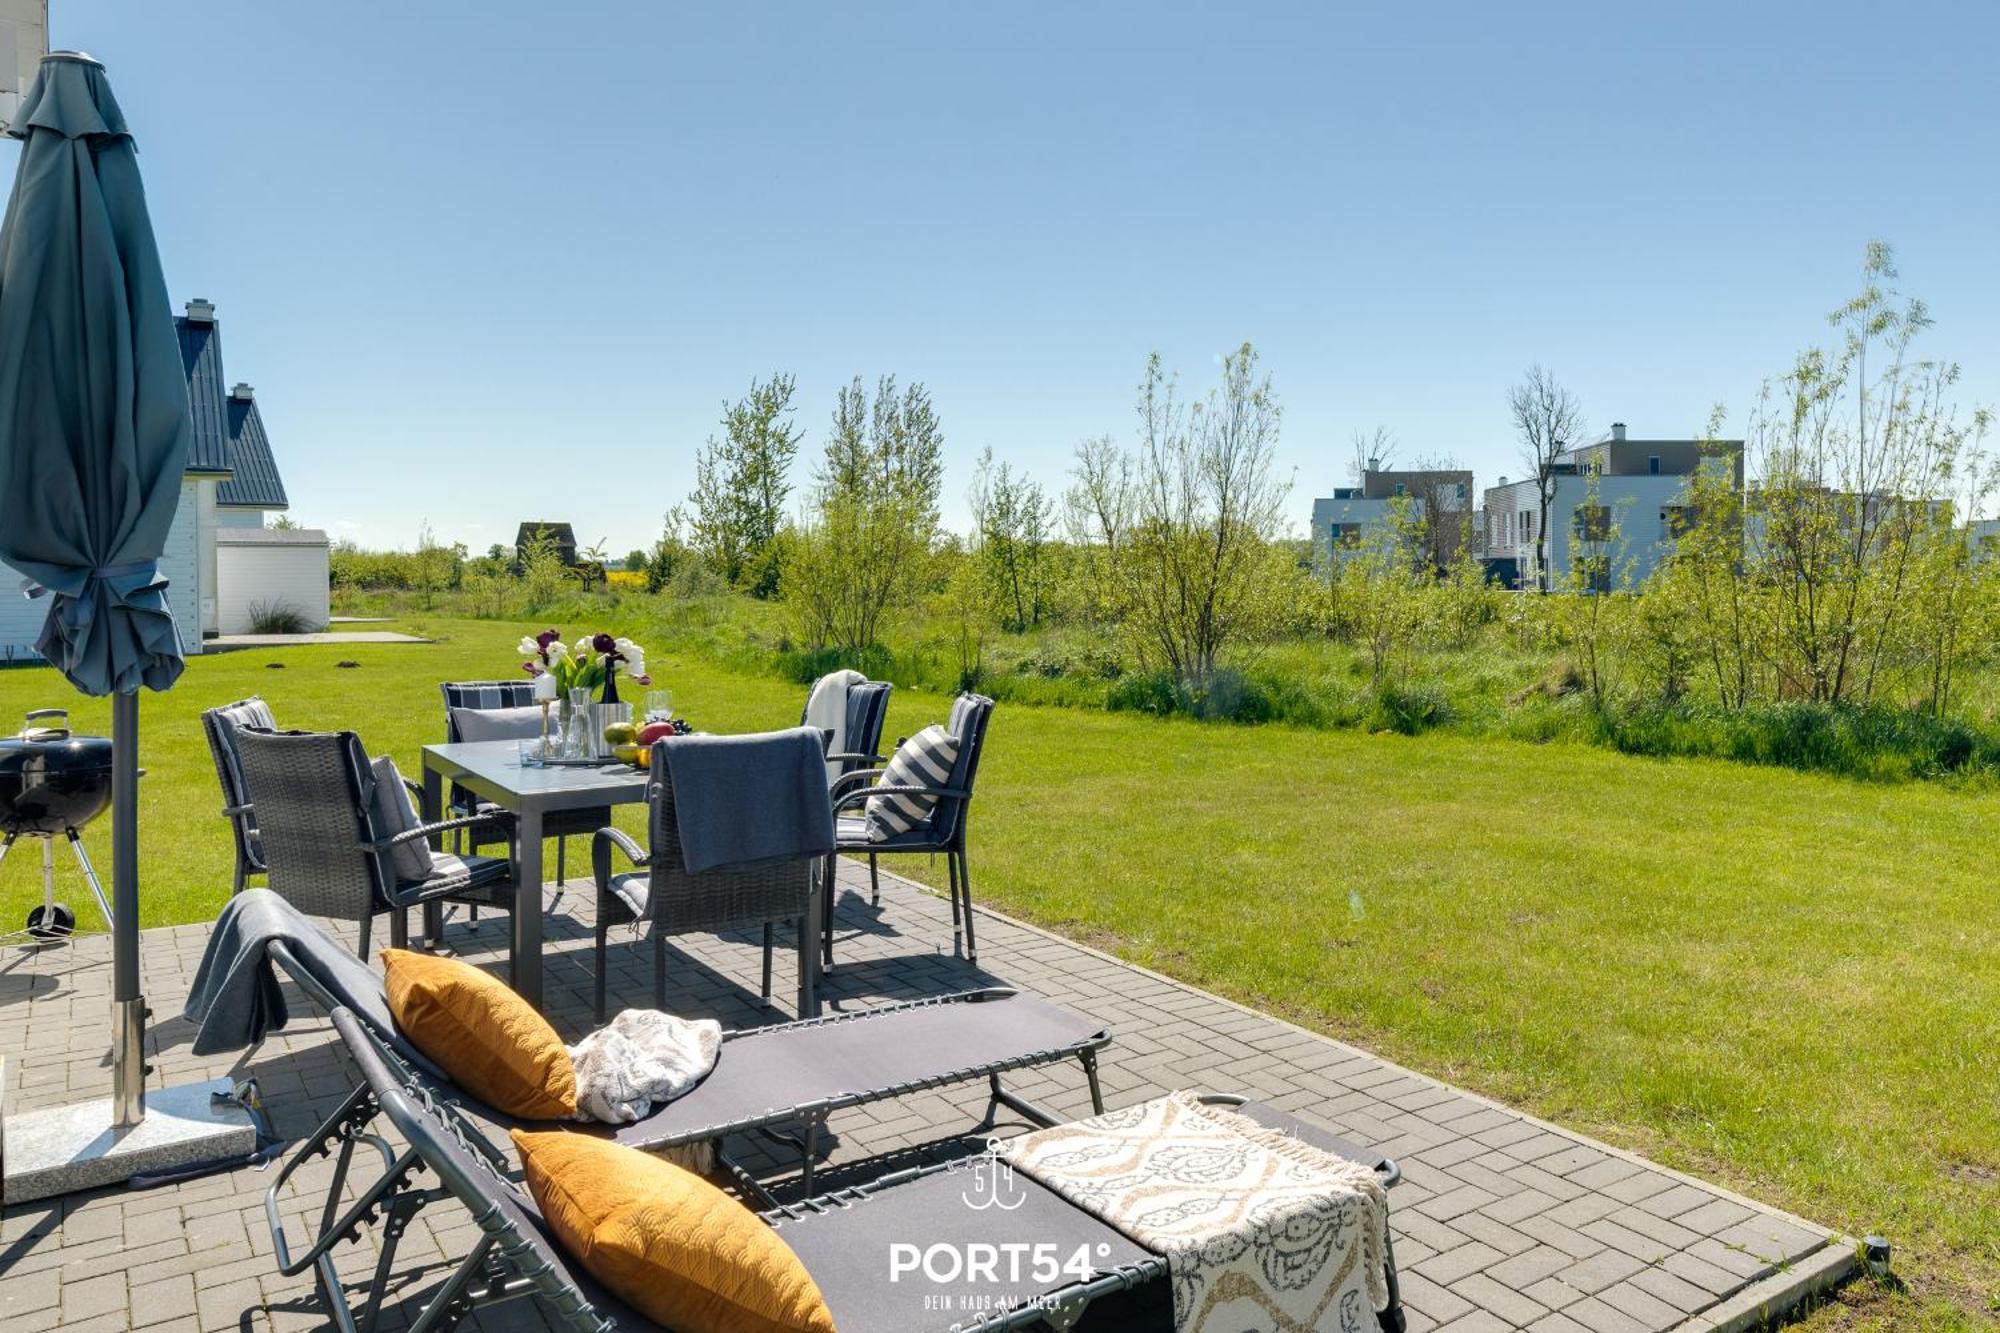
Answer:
[272,1007,1407,1333]
[264,937,1109,1196]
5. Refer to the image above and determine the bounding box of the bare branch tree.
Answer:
[1348,425,1398,484]
[1403,451,1471,572]
[1508,365,1587,590]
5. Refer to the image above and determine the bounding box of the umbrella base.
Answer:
[0,1073,253,1205]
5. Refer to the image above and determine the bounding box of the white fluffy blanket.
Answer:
[1007,1090,1389,1333]
[568,1008,722,1125]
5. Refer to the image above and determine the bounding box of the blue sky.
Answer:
[24,1,1999,553]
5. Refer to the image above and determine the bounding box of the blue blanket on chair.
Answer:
[657,726,835,873]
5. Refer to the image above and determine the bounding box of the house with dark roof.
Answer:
[0,299,231,661]
[0,297,326,658]
[516,522,579,567]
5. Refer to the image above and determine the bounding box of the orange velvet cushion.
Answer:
[513,1130,837,1333]
[381,949,575,1119]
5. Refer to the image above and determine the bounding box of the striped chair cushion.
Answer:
[864,724,961,843]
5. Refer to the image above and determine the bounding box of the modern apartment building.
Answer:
[1482,424,1743,590]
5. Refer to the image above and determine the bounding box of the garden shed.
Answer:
[215,526,330,634]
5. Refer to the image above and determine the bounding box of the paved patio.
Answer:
[0,861,1850,1333]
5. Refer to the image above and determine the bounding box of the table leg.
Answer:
[421,765,444,947]
[513,807,545,1008]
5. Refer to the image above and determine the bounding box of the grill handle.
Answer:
[22,708,70,741]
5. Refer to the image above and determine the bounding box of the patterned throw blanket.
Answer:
[1005,1091,1389,1333]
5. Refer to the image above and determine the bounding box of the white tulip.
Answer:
[517,635,541,657]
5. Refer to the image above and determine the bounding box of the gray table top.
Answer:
[421,739,651,813]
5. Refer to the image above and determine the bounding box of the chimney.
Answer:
[183,297,216,324]
[1497,476,1508,486]
[1366,455,1380,473]
[230,382,254,402]
[1611,422,1627,441]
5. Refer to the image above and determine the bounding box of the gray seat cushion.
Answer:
[449,705,545,743]
[835,814,933,850]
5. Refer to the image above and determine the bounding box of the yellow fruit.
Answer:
[613,743,644,766]
[603,722,638,746]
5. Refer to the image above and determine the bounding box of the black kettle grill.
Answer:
[0,708,115,941]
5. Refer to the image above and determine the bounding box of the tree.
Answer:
[1347,425,1398,484]
[818,375,945,529]
[1735,242,1991,705]
[783,376,946,652]
[689,374,802,595]
[1121,343,1294,684]
[1062,433,1133,627]
[645,505,696,594]
[969,447,1055,631]
[1508,365,1587,591]
[1402,451,1472,573]
[410,521,461,609]
[623,548,647,572]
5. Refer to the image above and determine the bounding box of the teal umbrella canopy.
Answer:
[0,52,192,695]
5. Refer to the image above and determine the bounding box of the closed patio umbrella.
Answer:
[0,51,193,1126]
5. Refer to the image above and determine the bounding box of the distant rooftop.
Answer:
[218,382,289,510]
[173,298,235,477]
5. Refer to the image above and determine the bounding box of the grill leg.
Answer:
[41,836,55,920]
[760,924,774,1002]
[64,830,113,929]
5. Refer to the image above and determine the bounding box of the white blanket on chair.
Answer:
[568,1009,722,1124]
[804,668,866,784]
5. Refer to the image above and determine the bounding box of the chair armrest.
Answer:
[825,751,883,766]
[220,803,254,820]
[592,826,650,892]
[832,783,970,815]
[830,766,888,801]
[374,814,493,850]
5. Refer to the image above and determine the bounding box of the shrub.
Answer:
[247,599,313,635]
[1370,681,1454,735]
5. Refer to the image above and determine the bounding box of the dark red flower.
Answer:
[592,632,617,654]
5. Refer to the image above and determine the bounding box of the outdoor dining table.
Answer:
[416,740,828,1012]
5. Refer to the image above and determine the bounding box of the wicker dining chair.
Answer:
[826,693,995,965]
[799,674,893,784]
[233,727,516,960]
[201,695,278,894]
[590,756,822,1021]
[439,680,610,892]
[800,675,894,900]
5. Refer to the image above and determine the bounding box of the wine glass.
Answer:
[645,689,674,724]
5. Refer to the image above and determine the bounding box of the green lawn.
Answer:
[1,616,1992,1327]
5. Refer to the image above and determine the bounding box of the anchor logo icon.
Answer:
[960,1137,1027,1211]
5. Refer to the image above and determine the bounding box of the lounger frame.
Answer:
[276,1008,1403,1333]
[266,939,1107,1205]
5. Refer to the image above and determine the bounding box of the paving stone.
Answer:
[1416,1241,1507,1286]
[1486,1245,1575,1291]
[1552,1247,1647,1295]
[0,862,1841,1333]
[1596,1278,1684,1326]
[1451,1271,1550,1327]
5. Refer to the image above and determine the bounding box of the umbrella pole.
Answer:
[110,688,145,1126]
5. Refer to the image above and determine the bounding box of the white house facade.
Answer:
[0,297,323,662]
[1482,426,1743,591]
